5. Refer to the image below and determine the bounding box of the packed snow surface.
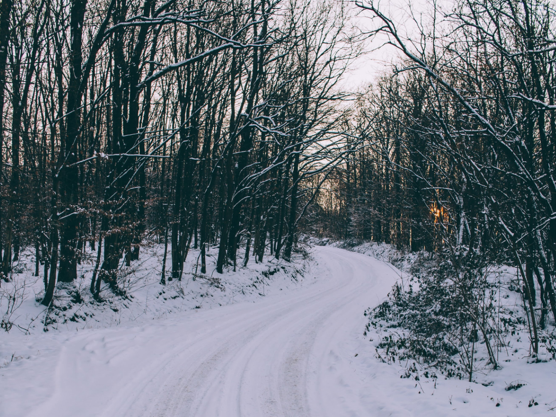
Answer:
[2,246,555,416]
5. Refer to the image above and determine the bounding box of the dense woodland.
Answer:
[1,0,556,356]
[321,0,556,358]
[0,0,356,305]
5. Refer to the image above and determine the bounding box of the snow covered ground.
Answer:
[1,245,556,416]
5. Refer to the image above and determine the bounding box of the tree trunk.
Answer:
[58,0,88,283]
[0,0,12,276]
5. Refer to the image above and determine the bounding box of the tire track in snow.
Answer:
[26,246,398,417]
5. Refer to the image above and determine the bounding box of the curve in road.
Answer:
[27,246,398,417]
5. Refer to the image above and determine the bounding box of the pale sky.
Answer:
[342,0,455,91]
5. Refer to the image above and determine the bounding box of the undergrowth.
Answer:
[364,250,556,381]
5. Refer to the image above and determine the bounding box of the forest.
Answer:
[1,0,556,371]
[0,0,357,305]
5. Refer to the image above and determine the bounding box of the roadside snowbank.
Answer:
[327,239,556,416]
[1,244,309,336]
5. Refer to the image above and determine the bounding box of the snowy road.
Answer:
[11,246,397,417]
